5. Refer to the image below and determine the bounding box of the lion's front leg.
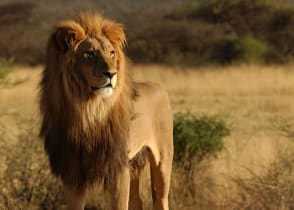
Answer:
[108,167,130,210]
[64,185,86,210]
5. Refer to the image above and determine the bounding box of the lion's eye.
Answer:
[110,50,115,59]
[84,51,95,58]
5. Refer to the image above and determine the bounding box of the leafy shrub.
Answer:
[0,57,13,81]
[127,19,232,66]
[266,9,294,63]
[194,0,273,35]
[173,112,230,169]
[212,35,241,64]
[235,36,268,63]
[213,36,268,64]
[268,9,294,32]
[127,39,163,63]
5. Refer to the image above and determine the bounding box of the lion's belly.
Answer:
[128,114,154,160]
[127,82,161,163]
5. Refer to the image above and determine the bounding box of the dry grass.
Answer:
[1,64,294,209]
[232,153,294,209]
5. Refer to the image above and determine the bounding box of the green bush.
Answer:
[172,113,230,206]
[266,9,294,63]
[213,36,268,64]
[173,113,230,169]
[268,9,294,32]
[0,57,13,81]
[212,35,240,64]
[127,39,163,63]
[194,0,273,34]
[235,36,268,63]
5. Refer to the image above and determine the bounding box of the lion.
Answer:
[39,13,173,210]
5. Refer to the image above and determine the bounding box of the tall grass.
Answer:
[233,153,294,209]
[0,119,64,210]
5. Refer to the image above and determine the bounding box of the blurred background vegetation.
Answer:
[0,0,293,66]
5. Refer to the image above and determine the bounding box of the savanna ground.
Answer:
[0,63,294,209]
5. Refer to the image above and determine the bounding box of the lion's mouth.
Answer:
[91,83,113,91]
[91,83,114,98]
[90,74,117,97]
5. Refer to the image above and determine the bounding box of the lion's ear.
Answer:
[55,21,86,52]
[102,21,126,49]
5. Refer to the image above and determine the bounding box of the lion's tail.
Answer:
[129,146,150,178]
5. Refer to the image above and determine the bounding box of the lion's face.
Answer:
[53,14,126,99]
[75,36,118,98]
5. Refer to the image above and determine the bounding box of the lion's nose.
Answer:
[103,71,117,79]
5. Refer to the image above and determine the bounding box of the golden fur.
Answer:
[39,12,173,210]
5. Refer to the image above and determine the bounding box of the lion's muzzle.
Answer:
[91,70,117,97]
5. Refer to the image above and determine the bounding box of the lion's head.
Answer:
[41,13,135,127]
[52,13,127,99]
[39,13,135,191]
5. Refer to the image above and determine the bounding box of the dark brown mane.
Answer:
[39,13,135,192]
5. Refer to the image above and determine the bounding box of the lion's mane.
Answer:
[39,13,136,192]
